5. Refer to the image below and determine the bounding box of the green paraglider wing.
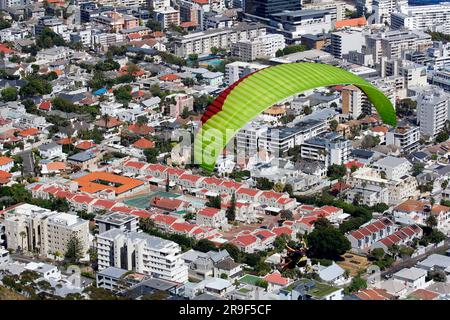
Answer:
[195,63,396,171]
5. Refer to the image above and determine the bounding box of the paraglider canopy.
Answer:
[194,62,396,171]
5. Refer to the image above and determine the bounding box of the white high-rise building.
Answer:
[148,0,171,10]
[373,0,399,24]
[331,29,365,59]
[231,33,285,61]
[96,229,188,283]
[224,61,268,85]
[391,2,450,34]
[416,87,449,138]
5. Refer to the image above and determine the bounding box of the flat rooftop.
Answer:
[73,172,144,195]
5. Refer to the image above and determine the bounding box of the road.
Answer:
[18,150,35,176]
[381,240,450,278]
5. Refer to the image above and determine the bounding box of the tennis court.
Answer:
[123,191,181,209]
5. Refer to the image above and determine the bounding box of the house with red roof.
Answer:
[271,226,295,240]
[251,229,276,250]
[196,207,227,228]
[123,160,148,175]
[38,100,52,111]
[127,123,154,136]
[236,187,261,203]
[346,217,395,250]
[143,163,168,179]
[92,199,118,212]
[150,196,185,212]
[166,167,186,181]
[200,177,224,193]
[393,199,450,230]
[294,215,319,234]
[264,272,291,292]
[177,173,204,190]
[75,141,96,151]
[372,224,423,252]
[0,170,12,184]
[0,156,14,172]
[170,222,201,237]
[151,214,182,231]
[159,74,180,82]
[70,194,96,212]
[132,137,155,149]
[232,233,259,253]
[353,288,395,300]
[219,180,245,194]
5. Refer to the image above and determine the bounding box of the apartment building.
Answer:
[95,212,140,234]
[302,1,346,22]
[372,0,398,24]
[341,85,363,119]
[350,167,419,205]
[300,132,351,167]
[231,33,285,61]
[173,22,266,57]
[259,120,328,155]
[148,0,171,10]
[96,229,188,283]
[386,124,420,153]
[46,213,90,258]
[391,2,450,34]
[330,29,365,59]
[431,66,450,92]
[3,204,89,258]
[416,87,449,138]
[153,6,180,29]
[269,9,333,44]
[224,61,268,85]
[364,29,432,64]
[372,156,412,181]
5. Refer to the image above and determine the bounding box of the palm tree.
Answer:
[19,231,27,252]
[102,113,110,129]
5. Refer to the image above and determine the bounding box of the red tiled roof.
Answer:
[151,197,183,211]
[272,226,293,237]
[0,156,13,166]
[179,173,202,183]
[132,137,155,149]
[159,74,179,81]
[18,128,39,137]
[152,214,178,226]
[125,161,147,169]
[93,199,117,210]
[335,17,367,29]
[234,234,258,247]
[264,272,290,286]
[75,141,96,150]
[128,123,154,135]
[236,188,259,197]
[39,100,52,111]
[198,207,221,217]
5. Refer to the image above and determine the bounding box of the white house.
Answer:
[38,142,63,159]
[0,156,14,172]
[196,207,227,229]
[392,267,428,290]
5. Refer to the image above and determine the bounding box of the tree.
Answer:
[427,270,447,282]
[412,162,424,177]
[436,131,449,143]
[144,148,158,163]
[194,239,217,253]
[256,177,274,190]
[307,224,351,260]
[146,19,162,31]
[330,119,338,131]
[283,184,294,197]
[1,87,18,101]
[205,195,221,209]
[425,215,438,228]
[254,279,268,289]
[273,182,284,193]
[181,106,190,119]
[361,135,380,149]
[221,243,241,262]
[226,192,236,221]
[327,164,347,180]
[65,236,83,264]
[273,234,290,252]
[368,248,385,261]
[113,85,132,103]
[0,18,11,30]
[344,276,367,294]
